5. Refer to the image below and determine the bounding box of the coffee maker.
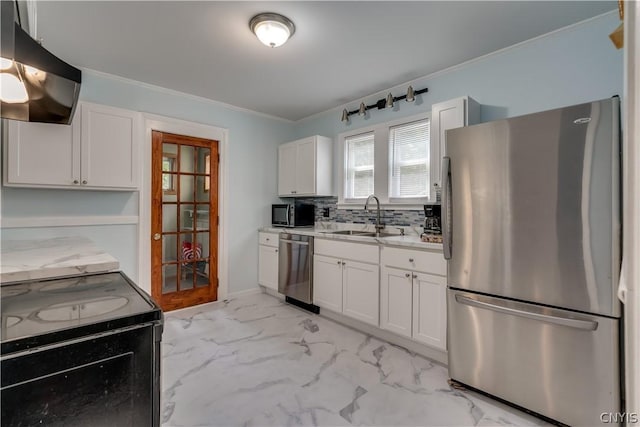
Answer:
[423,204,442,235]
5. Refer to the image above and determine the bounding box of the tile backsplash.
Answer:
[287,197,425,227]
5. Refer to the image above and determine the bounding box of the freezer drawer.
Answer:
[447,289,620,427]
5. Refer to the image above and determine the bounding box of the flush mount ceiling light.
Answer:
[250,13,295,48]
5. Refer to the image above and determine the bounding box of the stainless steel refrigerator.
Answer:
[443,97,621,426]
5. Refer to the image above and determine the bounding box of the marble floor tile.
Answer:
[161,292,550,427]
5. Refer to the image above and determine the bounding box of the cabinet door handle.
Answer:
[405,273,411,278]
[337,260,341,265]
[275,249,278,253]
[409,258,414,263]
[342,261,346,266]
[82,180,88,185]
[73,180,79,184]
[413,274,418,279]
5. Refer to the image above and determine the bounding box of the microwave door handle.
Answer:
[454,294,598,331]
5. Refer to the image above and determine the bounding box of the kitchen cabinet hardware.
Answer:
[405,273,411,278]
[153,233,161,241]
[82,180,88,184]
[409,258,414,263]
[73,180,79,184]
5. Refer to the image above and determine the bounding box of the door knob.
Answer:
[153,233,161,240]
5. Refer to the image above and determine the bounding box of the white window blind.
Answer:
[389,119,430,198]
[345,132,374,199]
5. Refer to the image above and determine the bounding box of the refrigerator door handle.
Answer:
[455,294,599,331]
[442,157,452,260]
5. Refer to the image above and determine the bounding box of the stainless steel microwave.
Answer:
[271,203,315,227]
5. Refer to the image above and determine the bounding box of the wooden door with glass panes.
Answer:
[151,130,219,311]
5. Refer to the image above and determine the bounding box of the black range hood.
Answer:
[0,1,81,124]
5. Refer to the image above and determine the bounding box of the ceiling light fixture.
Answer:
[250,13,295,48]
[340,85,429,123]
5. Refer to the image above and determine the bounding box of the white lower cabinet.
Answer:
[380,267,413,338]
[313,254,343,313]
[258,232,279,291]
[342,260,379,326]
[313,239,379,327]
[412,272,447,348]
[381,247,447,351]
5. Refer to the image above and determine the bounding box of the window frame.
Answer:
[344,131,375,201]
[388,118,431,204]
[337,112,436,209]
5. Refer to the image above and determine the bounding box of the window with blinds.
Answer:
[389,119,430,198]
[345,132,375,199]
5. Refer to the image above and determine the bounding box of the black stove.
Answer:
[1,271,163,427]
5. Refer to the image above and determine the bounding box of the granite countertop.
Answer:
[259,224,443,251]
[0,236,120,284]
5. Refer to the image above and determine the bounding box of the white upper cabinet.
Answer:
[80,103,140,189]
[4,102,141,190]
[431,96,479,190]
[278,135,332,197]
[5,110,81,187]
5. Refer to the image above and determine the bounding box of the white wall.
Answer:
[1,70,296,294]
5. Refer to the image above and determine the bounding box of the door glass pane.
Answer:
[194,209,209,231]
[180,175,195,202]
[179,145,195,173]
[179,233,199,261]
[179,263,195,290]
[196,262,209,288]
[162,174,177,198]
[162,235,177,262]
[195,232,209,259]
[162,264,177,294]
[181,204,196,230]
[196,176,210,202]
[162,204,177,232]
[195,147,211,174]
[163,143,178,158]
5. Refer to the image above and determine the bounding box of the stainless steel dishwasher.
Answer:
[278,233,319,313]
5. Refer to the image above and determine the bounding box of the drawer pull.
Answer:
[413,274,418,279]
[409,258,414,263]
[405,273,411,278]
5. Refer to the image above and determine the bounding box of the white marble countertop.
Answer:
[0,236,120,284]
[259,223,443,251]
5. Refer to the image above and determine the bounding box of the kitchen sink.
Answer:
[329,230,371,235]
[328,230,396,238]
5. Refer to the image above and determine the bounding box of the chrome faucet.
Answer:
[364,194,385,236]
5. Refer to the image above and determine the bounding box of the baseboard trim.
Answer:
[227,287,263,300]
[319,307,448,365]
